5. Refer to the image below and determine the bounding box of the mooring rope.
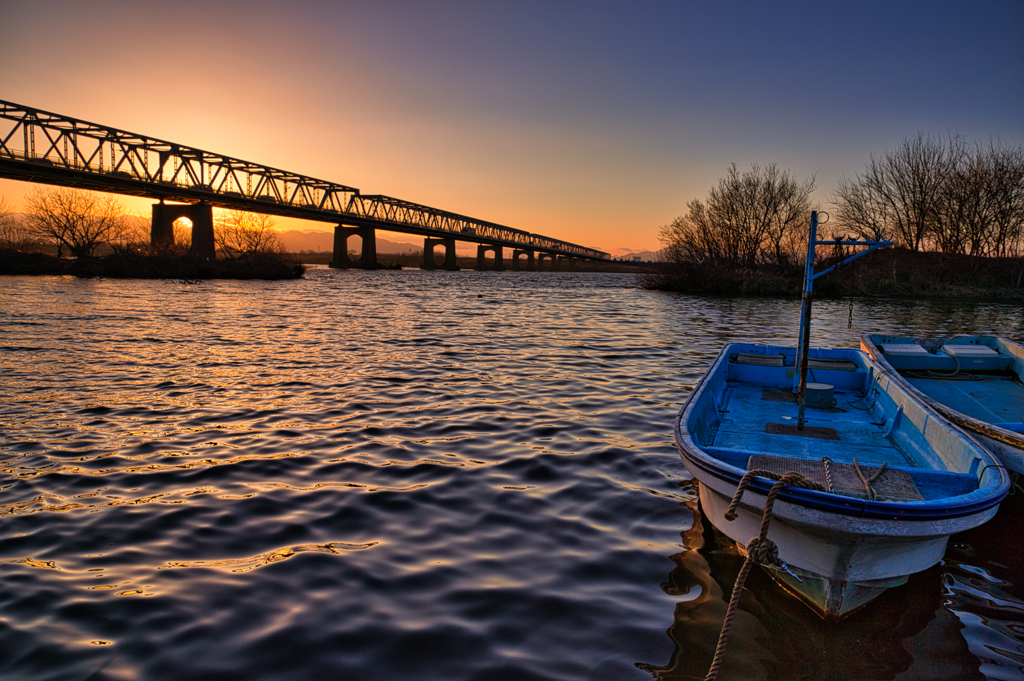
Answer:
[705,470,825,681]
[852,458,887,500]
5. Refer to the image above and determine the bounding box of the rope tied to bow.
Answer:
[853,458,887,500]
[705,470,824,681]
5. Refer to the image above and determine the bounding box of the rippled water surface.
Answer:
[2,268,1023,681]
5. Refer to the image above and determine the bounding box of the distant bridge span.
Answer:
[0,100,610,270]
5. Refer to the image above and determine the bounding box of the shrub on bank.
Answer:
[0,249,305,280]
[640,248,1024,300]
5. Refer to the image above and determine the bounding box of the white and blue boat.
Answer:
[861,334,1024,474]
[674,342,1009,619]
[674,213,1009,620]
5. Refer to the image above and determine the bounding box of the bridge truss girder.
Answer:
[0,100,610,262]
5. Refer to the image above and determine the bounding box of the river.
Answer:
[1,267,1022,681]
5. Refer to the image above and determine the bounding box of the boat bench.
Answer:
[704,447,979,501]
[731,352,859,372]
[726,360,867,392]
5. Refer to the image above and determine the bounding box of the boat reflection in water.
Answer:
[640,488,1024,681]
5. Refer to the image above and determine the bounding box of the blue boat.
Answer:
[674,213,1009,621]
[861,334,1024,474]
[674,342,1009,619]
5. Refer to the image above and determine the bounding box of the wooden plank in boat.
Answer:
[714,429,913,467]
[806,358,858,372]
[762,388,797,403]
[732,352,786,367]
[766,423,840,440]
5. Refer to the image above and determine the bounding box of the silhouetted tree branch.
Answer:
[215,210,284,258]
[833,134,1024,256]
[658,163,814,267]
[0,196,18,247]
[24,187,128,257]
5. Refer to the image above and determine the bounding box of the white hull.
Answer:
[693,475,998,618]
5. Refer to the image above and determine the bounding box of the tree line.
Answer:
[834,135,1024,257]
[0,186,286,257]
[659,134,1024,269]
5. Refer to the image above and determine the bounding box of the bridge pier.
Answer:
[556,255,576,271]
[423,237,459,270]
[511,249,535,271]
[537,252,555,270]
[475,245,505,271]
[330,225,377,269]
[151,200,215,260]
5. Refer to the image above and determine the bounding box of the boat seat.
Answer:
[806,358,858,372]
[732,352,786,367]
[942,344,1000,357]
[747,454,924,501]
[881,343,930,356]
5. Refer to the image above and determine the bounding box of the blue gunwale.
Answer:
[676,343,1009,521]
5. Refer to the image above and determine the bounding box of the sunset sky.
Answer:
[1,1,1021,254]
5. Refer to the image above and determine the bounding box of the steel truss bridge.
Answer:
[0,99,610,265]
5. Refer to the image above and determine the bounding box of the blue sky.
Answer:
[1,0,1021,252]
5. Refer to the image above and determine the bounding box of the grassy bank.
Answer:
[0,249,305,280]
[639,248,1024,300]
[293,251,647,273]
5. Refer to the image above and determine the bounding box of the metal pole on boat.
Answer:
[794,211,818,430]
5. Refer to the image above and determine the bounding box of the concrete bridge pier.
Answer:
[511,249,535,271]
[537,253,555,270]
[423,237,459,270]
[556,255,576,271]
[330,225,377,269]
[151,200,215,260]
[475,245,505,271]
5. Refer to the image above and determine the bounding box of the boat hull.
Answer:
[693,470,996,619]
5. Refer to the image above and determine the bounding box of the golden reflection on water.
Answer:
[160,541,380,573]
[1,557,61,570]
[1,451,302,480]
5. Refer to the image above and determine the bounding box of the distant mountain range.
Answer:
[608,248,660,262]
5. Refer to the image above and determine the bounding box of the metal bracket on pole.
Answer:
[793,212,891,429]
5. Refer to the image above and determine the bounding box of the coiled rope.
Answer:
[704,470,825,681]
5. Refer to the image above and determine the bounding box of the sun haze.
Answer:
[0,0,1021,256]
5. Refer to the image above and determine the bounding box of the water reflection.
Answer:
[0,270,1020,680]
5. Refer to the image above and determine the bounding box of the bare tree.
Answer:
[834,134,958,251]
[109,213,152,253]
[659,163,814,267]
[215,210,283,257]
[0,196,18,247]
[838,135,1024,257]
[24,187,128,257]
[172,218,192,251]
[981,142,1024,257]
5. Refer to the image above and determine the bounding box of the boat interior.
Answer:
[866,335,1024,433]
[688,344,990,502]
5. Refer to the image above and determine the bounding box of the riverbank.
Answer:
[0,249,305,279]
[293,251,647,272]
[639,248,1024,301]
